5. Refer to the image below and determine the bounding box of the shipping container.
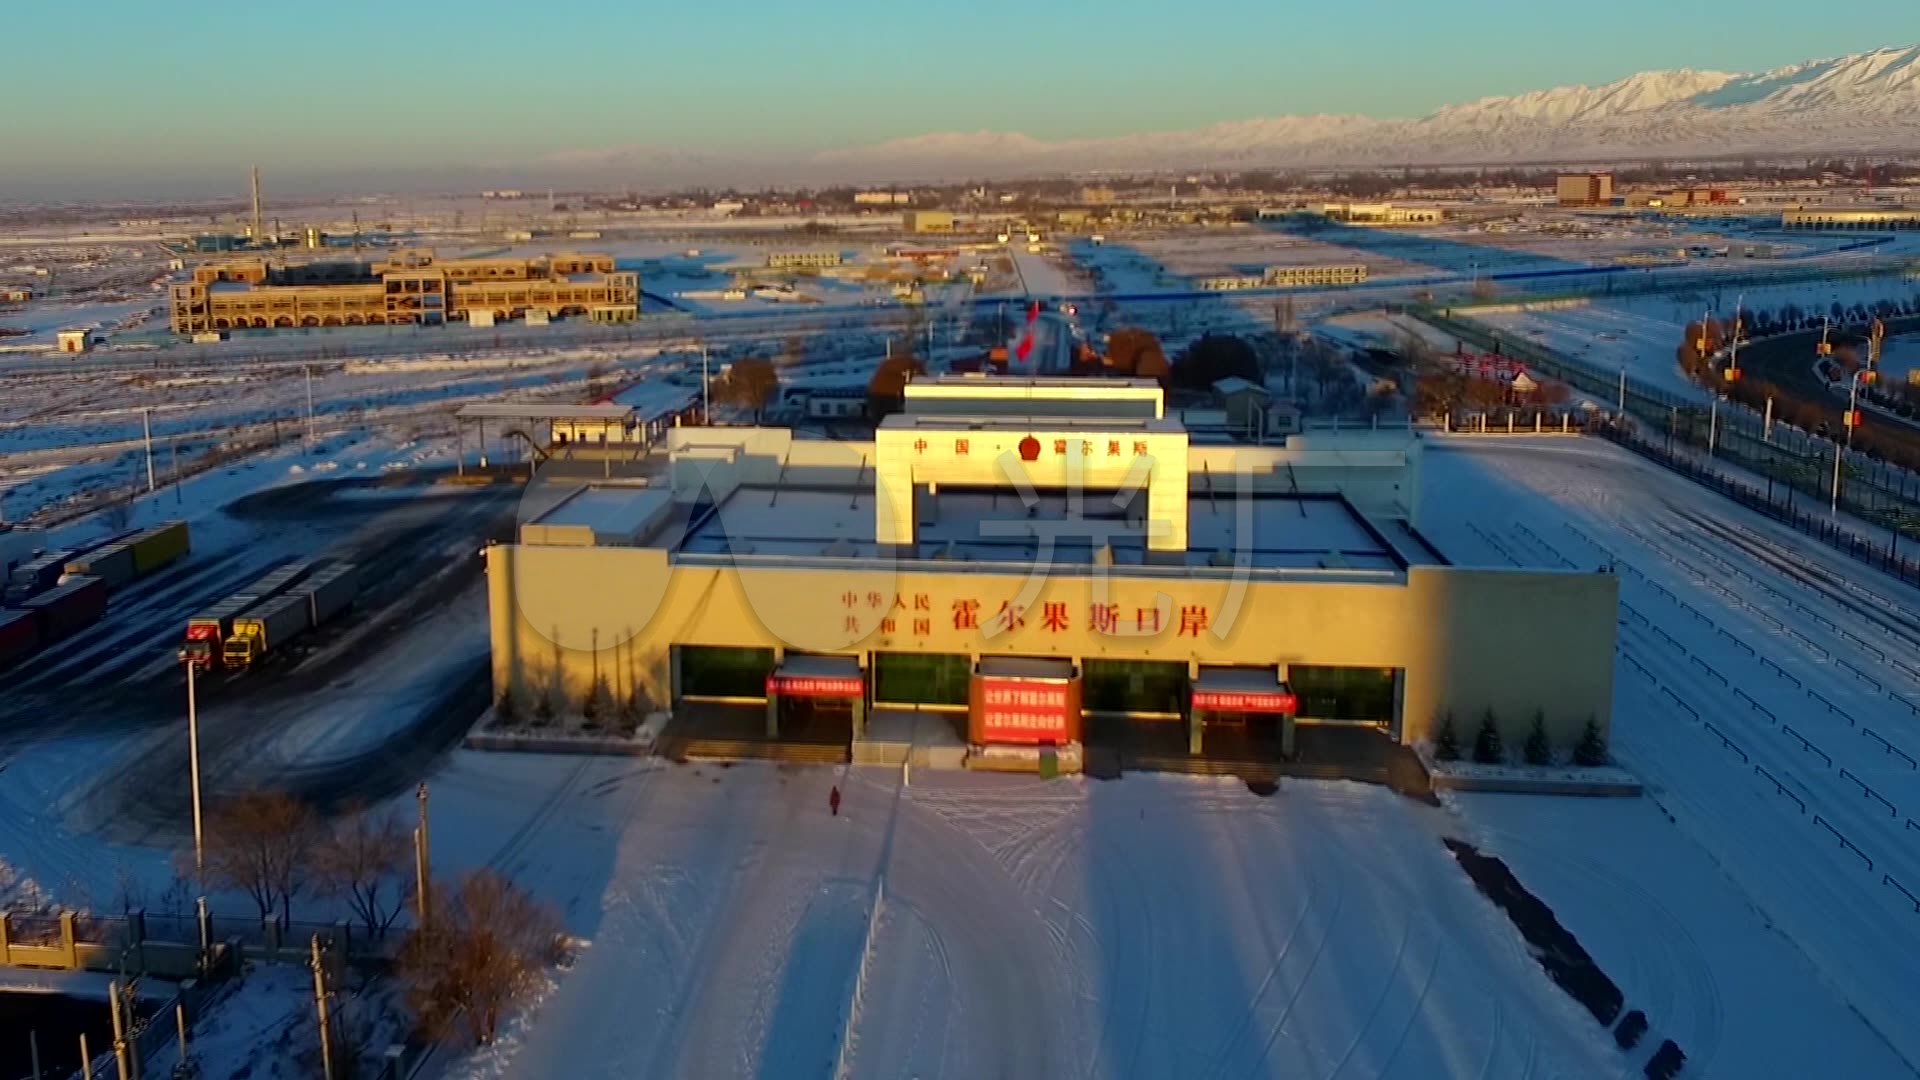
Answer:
[0,608,39,669]
[224,593,312,667]
[4,549,73,605]
[64,542,135,589]
[129,521,190,574]
[21,575,107,642]
[291,563,359,627]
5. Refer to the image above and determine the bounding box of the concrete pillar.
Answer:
[60,910,78,969]
[1187,659,1203,755]
[766,693,779,738]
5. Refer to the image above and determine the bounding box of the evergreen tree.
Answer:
[1433,711,1460,762]
[1573,716,1609,767]
[1473,709,1504,765]
[1524,710,1552,766]
[494,689,520,725]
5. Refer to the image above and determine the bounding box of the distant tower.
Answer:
[250,166,264,246]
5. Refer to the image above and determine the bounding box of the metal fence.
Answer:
[1595,421,1920,588]
[1414,307,1920,523]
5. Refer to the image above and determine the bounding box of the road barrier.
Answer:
[1839,768,1900,817]
[1862,727,1918,768]
[1783,725,1834,766]
[1755,765,1807,813]
[1813,815,1875,871]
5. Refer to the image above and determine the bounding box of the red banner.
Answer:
[972,676,1079,745]
[765,673,864,698]
[1191,689,1297,714]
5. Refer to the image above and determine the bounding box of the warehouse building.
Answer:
[488,377,1617,770]
[168,250,639,335]
[904,210,957,234]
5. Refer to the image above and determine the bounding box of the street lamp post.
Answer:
[1832,370,1863,516]
[186,661,204,874]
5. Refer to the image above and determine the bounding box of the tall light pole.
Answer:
[700,344,710,423]
[1833,370,1863,516]
[142,408,156,493]
[186,661,204,875]
[303,365,315,452]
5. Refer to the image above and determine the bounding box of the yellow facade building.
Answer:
[169,250,639,335]
[487,377,1618,769]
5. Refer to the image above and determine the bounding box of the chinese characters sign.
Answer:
[969,675,1083,745]
[765,673,865,698]
[845,590,1213,642]
[1191,690,1297,714]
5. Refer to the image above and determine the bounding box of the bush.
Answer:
[1473,710,1504,765]
[1644,1039,1686,1080]
[1524,710,1552,766]
[1615,1008,1649,1050]
[494,690,520,725]
[1433,711,1460,762]
[530,688,556,727]
[1573,717,1609,768]
[580,677,614,728]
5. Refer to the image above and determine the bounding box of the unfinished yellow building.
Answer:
[169,250,639,334]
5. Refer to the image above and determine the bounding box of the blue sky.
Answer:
[0,0,1910,195]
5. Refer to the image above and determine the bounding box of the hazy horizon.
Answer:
[2,1,1915,199]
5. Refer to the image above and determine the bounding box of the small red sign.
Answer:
[1191,690,1298,714]
[976,677,1074,744]
[765,674,864,698]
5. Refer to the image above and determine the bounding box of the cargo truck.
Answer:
[176,560,314,671]
[128,521,189,575]
[179,595,259,671]
[291,563,359,627]
[0,608,37,669]
[4,549,73,605]
[62,542,136,589]
[20,576,107,643]
[223,593,312,669]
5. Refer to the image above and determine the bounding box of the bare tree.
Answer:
[314,805,414,939]
[720,356,780,421]
[193,792,320,929]
[399,871,564,1047]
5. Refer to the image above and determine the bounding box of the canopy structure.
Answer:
[453,402,636,476]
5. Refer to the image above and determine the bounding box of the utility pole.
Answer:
[250,165,264,247]
[1617,368,1626,415]
[1764,395,1774,444]
[304,364,315,452]
[78,1034,92,1080]
[311,936,337,1080]
[176,1003,191,1074]
[28,1029,39,1080]
[187,661,204,875]
[700,344,710,423]
[414,782,432,925]
[142,408,156,493]
[1708,394,1719,458]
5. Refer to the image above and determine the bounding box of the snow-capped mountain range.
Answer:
[796,44,1920,178]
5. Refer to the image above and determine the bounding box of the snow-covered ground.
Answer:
[1471,275,1920,400]
[411,755,1623,1080]
[1422,436,1920,1073]
[1882,330,1920,382]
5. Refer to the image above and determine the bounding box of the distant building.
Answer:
[1196,275,1267,292]
[1555,173,1615,208]
[854,191,912,206]
[1264,264,1368,288]
[1078,185,1118,205]
[169,250,638,335]
[56,330,90,353]
[0,286,33,302]
[1320,203,1443,225]
[904,210,957,234]
[767,251,844,270]
[1782,208,1920,231]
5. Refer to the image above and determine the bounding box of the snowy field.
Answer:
[1422,437,1920,1075]
[407,755,1622,1080]
[1470,274,1920,400]
[1882,330,1920,381]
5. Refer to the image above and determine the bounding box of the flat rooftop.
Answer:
[534,486,668,536]
[675,485,1413,574]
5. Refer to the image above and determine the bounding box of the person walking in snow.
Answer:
[829,784,842,817]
